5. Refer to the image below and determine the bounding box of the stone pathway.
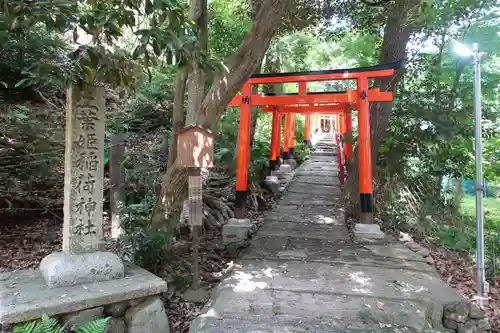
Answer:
[189,135,485,333]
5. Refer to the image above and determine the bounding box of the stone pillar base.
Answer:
[270,170,283,178]
[284,159,297,169]
[39,251,124,288]
[353,224,385,241]
[264,176,280,193]
[279,164,292,174]
[222,218,251,246]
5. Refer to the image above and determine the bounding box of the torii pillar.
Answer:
[269,107,281,172]
[357,77,373,224]
[344,108,353,161]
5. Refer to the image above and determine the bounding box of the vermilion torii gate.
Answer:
[227,63,399,223]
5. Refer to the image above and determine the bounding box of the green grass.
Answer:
[460,196,500,227]
[433,196,500,267]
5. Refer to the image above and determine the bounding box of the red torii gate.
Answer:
[227,63,400,223]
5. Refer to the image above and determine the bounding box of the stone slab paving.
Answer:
[189,136,473,333]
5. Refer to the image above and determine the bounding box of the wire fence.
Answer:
[0,137,166,215]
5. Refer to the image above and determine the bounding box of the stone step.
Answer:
[189,258,461,333]
[243,236,433,272]
[257,221,350,240]
[265,204,344,224]
[292,177,341,186]
[286,185,342,196]
[190,314,440,333]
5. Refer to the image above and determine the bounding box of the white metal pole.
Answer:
[472,42,487,305]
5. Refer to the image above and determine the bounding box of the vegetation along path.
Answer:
[189,135,487,333]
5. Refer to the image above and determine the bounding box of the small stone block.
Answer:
[469,303,486,319]
[265,176,280,193]
[270,170,283,178]
[39,251,124,288]
[353,224,385,239]
[227,218,251,226]
[222,224,250,246]
[61,306,104,327]
[279,165,292,174]
[125,296,169,333]
[284,159,297,169]
[477,318,490,330]
[265,176,279,182]
[105,318,127,333]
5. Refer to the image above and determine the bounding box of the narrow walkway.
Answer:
[190,136,472,333]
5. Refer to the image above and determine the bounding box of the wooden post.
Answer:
[357,76,373,224]
[235,83,252,218]
[110,134,125,239]
[188,167,202,290]
[176,125,214,292]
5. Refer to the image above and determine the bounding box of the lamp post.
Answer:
[452,40,487,306]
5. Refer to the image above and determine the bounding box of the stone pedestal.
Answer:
[40,251,124,288]
[0,262,169,331]
[222,218,251,246]
[284,159,297,169]
[279,164,292,174]
[264,176,280,193]
[353,223,385,241]
[271,170,283,178]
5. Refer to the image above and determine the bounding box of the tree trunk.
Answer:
[167,68,188,168]
[186,0,208,126]
[151,0,293,240]
[344,0,422,218]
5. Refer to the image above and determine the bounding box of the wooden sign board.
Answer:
[188,175,203,226]
[176,125,214,168]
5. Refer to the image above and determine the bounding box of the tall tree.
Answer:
[151,0,336,244]
[343,0,423,217]
[151,0,295,235]
[186,0,209,125]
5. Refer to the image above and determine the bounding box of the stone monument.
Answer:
[1,84,170,333]
[39,83,124,288]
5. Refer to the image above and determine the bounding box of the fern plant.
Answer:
[13,314,110,333]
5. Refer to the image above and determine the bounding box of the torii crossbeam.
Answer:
[228,62,401,224]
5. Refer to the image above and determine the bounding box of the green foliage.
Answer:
[120,186,170,274]
[13,314,110,333]
[432,196,500,277]
[0,103,64,208]
[0,28,70,92]
[208,0,251,61]
[0,0,195,89]
[75,318,111,333]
